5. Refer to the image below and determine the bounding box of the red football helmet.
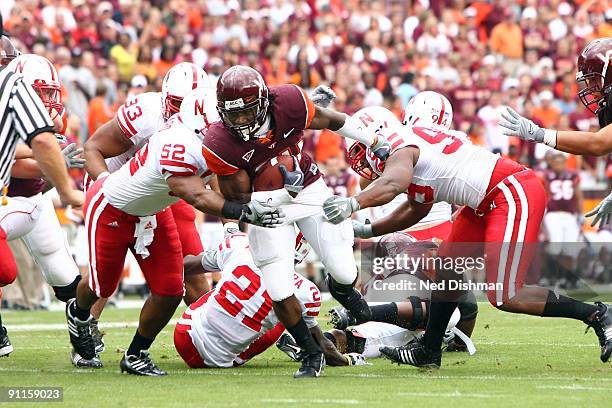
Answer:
[216,65,269,141]
[576,37,612,114]
[0,35,19,67]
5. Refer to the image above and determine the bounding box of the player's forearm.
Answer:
[371,201,425,236]
[310,107,375,147]
[83,143,110,180]
[356,177,406,209]
[311,328,348,366]
[30,133,73,195]
[555,129,612,156]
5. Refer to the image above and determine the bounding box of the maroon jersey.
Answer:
[8,177,46,198]
[203,84,321,188]
[544,170,579,213]
[323,170,356,198]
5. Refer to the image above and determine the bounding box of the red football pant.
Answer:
[441,168,546,307]
[85,178,184,298]
[169,200,203,256]
[0,227,17,287]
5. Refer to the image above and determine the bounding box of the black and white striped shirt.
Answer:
[0,68,54,187]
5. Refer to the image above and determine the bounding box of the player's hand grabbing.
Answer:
[344,353,370,366]
[323,195,360,224]
[62,143,86,169]
[279,156,304,194]
[352,219,373,239]
[58,188,85,208]
[310,85,336,108]
[370,135,391,160]
[585,191,612,228]
[499,107,558,147]
[240,200,285,227]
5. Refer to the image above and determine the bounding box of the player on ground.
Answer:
[202,66,391,378]
[322,105,612,368]
[67,88,283,376]
[175,225,367,369]
[499,37,612,228]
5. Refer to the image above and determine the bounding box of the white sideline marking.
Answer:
[261,399,360,405]
[397,391,506,398]
[5,320,177,332]
[536,385,600,391]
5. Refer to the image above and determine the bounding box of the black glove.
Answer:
[279,156,304,195]
[598,91,612,128]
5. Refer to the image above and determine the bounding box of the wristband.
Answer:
[221,200,244,220]
[543,129,557,148]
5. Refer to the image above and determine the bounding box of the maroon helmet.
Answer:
[0,35,19,68]
[216,65,269,141]
[576,37,612,114]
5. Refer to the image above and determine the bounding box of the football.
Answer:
[252,154,297,192]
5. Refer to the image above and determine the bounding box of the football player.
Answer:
[0,54,93,364]
[67,87,283,376]
[202,66,391,378]
[324,106,612,368]
[175,224,367,369]
[499,37,612,228]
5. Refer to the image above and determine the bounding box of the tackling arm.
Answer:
[84,118,134,180]
[167,175,236,218]
[554,126,612,156]
[370,199,433,237]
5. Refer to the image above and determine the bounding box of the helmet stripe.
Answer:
[191,64,197,90]
[437,95,445,126]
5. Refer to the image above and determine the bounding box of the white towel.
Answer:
[133,215,157,259]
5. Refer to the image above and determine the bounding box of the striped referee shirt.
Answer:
[0,68,54,187]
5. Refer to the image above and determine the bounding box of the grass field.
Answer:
[1,300,611,408]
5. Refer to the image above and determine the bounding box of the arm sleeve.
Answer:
[11,78,55,146]
[115,94,158,145]
[159,139,201,179]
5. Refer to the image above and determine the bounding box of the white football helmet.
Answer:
[403,91,453,130]
[7,54,63,120]
[162,62,210,121]
[179,87,220,140]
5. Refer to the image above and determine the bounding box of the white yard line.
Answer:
[5,320,177,332]
[261,399,360,405]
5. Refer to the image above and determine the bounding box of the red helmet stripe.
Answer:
[437,95,445,126]
[191,64,197,90]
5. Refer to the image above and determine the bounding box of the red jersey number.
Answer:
[412,127,463,154]
[123,98,143,122]
[161,144,186,161]
[214,265,273,332]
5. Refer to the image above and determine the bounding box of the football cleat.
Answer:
[276,333,306,362]
[329,306,356,330]
[70,349,103,368]
[65,299,95,360]
[379,337,441,368]
[120,351,167,376]
[90,318,105,354]
[585,302,612,362]
[0,326,13,357]
[294,352,325,378]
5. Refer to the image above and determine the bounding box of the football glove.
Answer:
[240,201,285,227]
[352,219,373,239]
[344,353,370,366]
[278,156,304,194]
[585,192,612,228]
[310,85,336,108]
[62,143,86,169]
[323,196,360,224]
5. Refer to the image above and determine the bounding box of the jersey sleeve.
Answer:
[272,84,315,132]
[202,124,241,176]
[115,93,161,146]
[292,85,316,129]
[11,77,55,145]
[293,273,321,328]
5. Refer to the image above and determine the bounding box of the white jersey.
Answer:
[102,114,212,216]
[366,125,499,209]
[106,92,165,173]
[187,233,321,368]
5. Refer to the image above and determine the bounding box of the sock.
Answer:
[71,301,91,321]
[370,303,399,325]
[542,291,599,322]
[423,301,457,351]
[286,319,321,355]
[127,330,154,356]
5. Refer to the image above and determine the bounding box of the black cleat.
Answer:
[294,352,325,378]
[586,302,612,363]
[276,333,306,362]
[329,306,356,330]
[379,337,441,368]
[0,326,13,357]
[70,349,103,368]
[120,351,167,376]
[65,299,95,360]
[90,318,105,354]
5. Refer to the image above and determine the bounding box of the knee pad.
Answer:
[53,275,81,302]
[457,291,478,321]
[408,296,425,331]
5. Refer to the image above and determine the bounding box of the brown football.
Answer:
[252,155,297,192]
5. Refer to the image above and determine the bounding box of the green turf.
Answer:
[0,301,610,407]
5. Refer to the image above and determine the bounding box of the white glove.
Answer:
[323,196,360,224]
[344,353,371,366]
[499,107,557,147]
[62,143,86,169]
[240,200,285,227]
[352,219,373,239]
[310,85,336,108]
[585,192,612,228]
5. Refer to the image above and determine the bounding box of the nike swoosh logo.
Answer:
[283,129,294,139]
